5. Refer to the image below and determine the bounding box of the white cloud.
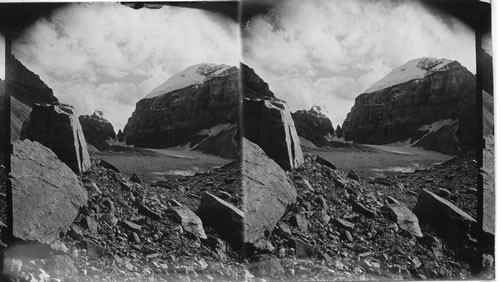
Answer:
[243,0,476,126]
[13,2,240,130]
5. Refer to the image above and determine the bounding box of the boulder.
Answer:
[289,237,314,258]
[11,140,88,244]
[315,156,336,170]
[20,103,91,174]
[347,169,360,181]
[243,139,297,249]
[291,106,335,147]
[242,64,303,170]
[78,110,116,151]
[197,192,244,253]
[243,97,304,170]
[384,203,423,237]
[168,206,207,239]
[414,189,476,247]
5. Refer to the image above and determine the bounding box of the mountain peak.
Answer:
[365,57,454,93]
[145,63,235,98]
[309,105,327,116]
[92,110,105,119]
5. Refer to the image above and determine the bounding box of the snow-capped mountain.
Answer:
[365,57,453,93]
[145,63,234,98]
[343,57,476,154]
[124,63,240,157]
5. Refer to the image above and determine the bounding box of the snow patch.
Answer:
[416,119,456,134]
[145,63,234,98]
[365,58,453,93]
[197,123,234,137]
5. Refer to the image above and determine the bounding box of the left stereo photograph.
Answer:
[1,2,247,281]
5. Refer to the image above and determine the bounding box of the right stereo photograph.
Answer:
[242,0,494,280]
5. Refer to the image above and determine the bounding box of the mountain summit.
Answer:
[365,57,454,93]
[145,63,235,98]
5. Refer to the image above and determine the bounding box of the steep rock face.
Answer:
[21,103,91,174]
[8,56,58,140]
[79,111,116,151]
[11,139,88,244]
[342,58,476,152]
[243,98,303,170]
[242,64,304,170]
[243,138,297,251]
[123,64,240,153]
[292,106,334,147]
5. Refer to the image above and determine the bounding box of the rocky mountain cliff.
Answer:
[79,111,116,151]
[292,106,334,147]
[123,63,240,158]
[342,57,476,154]
[8,55,59,140]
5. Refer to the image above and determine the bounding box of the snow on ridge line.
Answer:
[145,63,235,98]
[365,57,454,93]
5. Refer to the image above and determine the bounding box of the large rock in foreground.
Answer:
[242,64,303,170]
[20,103,91,174]
[78,111,116,151]
[243,98,303,170]
[292,106,334,147]
[414,189,476,247]
[243,138,297,250]
[11,140,88,244]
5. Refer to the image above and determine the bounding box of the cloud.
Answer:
[243,0,475,126]
[13,2,240,130]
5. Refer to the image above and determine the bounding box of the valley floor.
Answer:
[303,143,454,178]
[92,145,233,181]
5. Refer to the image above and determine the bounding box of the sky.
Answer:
[242,0,476,127]
[12,2,240,130]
